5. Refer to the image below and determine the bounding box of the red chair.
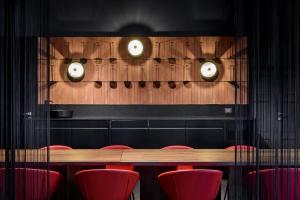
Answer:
[158,169,223,200]
[162,145,193,170]
[247,168,300,200]
[40,145,73,150]
[0,168,61,200]
[101,145,134,170]
[75,169,139,200]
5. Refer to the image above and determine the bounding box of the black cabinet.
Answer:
[71,129,109,148]
[186,120,225,148]
[50,120,109,148]
[148,120,186,148]
[224,120,252,147]
[50,129,72,146]
[148,129,186,148]
[111,129,148,148]
[186,129,224,148]
[110,120,148,148]
[50,119,248,149]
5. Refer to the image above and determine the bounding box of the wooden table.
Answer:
[1,149,298,166]
[1,149,298,200]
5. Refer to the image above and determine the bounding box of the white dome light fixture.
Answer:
[128,39,144,57]
[67,62,85,82]
[200,61,219,81]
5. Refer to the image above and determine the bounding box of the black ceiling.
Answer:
[49,0,235,36]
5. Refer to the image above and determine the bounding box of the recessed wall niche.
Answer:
[38,36,248,105]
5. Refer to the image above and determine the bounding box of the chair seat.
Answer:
[247,168,300,200]
[0,168,61,200]
[75,169,139,200]
[158,169,223,200]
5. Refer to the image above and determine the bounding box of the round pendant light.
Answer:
[128,39,144,57]
[200,61,219,81]
[67,62,85,82]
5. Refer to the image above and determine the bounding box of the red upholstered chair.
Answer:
[158,169,223,200]
[162,145,193,170]
[75,169,139,200]
[0,168,61,200]
[101,145,134,170]
[247,168,300,200]
[40,145,73,150]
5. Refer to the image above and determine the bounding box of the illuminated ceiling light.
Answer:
[128,39,144,57]
[200,61,219,81]
[67,62,85,82]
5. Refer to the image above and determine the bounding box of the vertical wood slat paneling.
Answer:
[42,36,248,104]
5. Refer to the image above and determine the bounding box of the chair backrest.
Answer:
[226,145,256,150]
[0,168,61,200]
[101,145,134,170]
[158,169,223,200]
[226,145,256,171]
[162,145,193,170]
[102,145,133,150]
[40,145,73,150]
[247,168,300,200]
[75,169,139,200]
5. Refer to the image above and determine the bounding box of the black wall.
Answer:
[49,0,236,36]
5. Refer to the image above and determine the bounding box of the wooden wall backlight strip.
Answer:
[38,36,248,105]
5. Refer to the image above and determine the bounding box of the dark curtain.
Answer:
[0,0,50,199]
[248,0,300,152]
[241,0,300,199]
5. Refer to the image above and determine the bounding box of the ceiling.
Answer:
[49,0,235,36]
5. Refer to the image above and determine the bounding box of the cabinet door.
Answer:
[186,120,225,148]
[186,129,224,148]
[148,120,186,148]
[70,120,109,148]
[71,120,109,128]
[111,120,148,148]
[50,129,72,147]
[225,121,252,147]
[111,129,148,148]
[71,129,109,148]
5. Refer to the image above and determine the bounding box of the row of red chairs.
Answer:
[1,145,300,200]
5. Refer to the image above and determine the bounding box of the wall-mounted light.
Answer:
[128,39,144,57]
[199,61,219,81]
[67,62,85,82]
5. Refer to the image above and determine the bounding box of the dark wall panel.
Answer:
[49,0,235,35]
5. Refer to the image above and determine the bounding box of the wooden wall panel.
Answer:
[42,36,248,105]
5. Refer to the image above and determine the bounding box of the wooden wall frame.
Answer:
[39,36,248,105]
